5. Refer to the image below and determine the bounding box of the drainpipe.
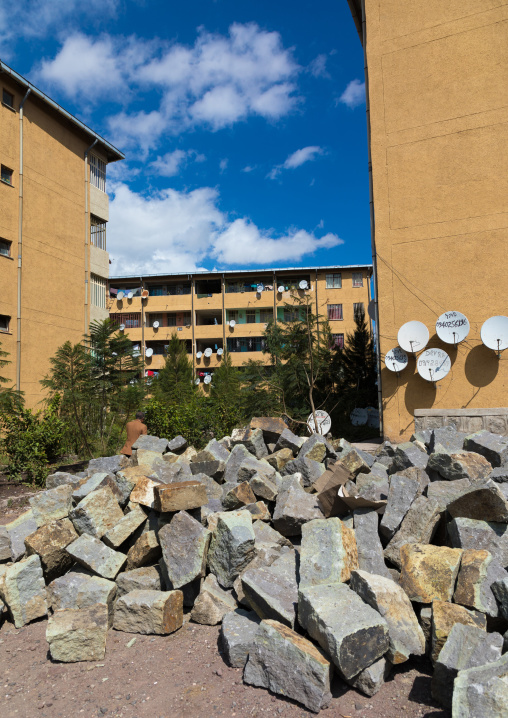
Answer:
[84,139,98,334]
[16,87,31,392]
[361,0,384,438]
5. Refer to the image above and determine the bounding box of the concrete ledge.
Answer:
[414,408,508,436]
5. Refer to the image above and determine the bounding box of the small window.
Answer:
[2,89,14,108]
[331,333,344,349]
[148,285,166,297]
[260,309,273,323]
[89,154,106,192]
[91,216,106,250]
[0,239,11,257]
[150,314,164,328]
[284,308,300,322]
[228,310,238,323]
[0,315,10,332]
[1,165,13,185]
[354,303,365,317]
[246,310,256,324]
[352,272,363,287]
[327,304,343,321]
[91,274,106,309]
[326,273,342,289]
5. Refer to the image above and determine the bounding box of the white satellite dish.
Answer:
[145,347,153,357]
[117,292,124,300]
[299,280,308,290]
[417,348,451,382]
[217,348,224,356]
[398,321,429,354]
[307,410,331,435]
[196,351,202,359]
[385,347,409,373]
[204,375,212,385]
[350,408,368,426]
[277,285,285,294]
[127,291,133,299]
[119,324,125,332]
[204,348,213,358]
[229,319,236,328]
[195,377,201,385]
[481,316,508,354]
[152,321,159,329]
[257,284,264,293]
[436,311,470,344]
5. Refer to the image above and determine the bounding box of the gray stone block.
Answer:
[66,533,126,579]
[272,480,324,536]
[347,656,392,696]
[380,474,420,540]
[113,589,183,634]
[72,473,109,503]
[131,435,168,453]
[391,442,428,473]
[383,495,442,568]
[116,566,162,597]
[0,526,11,562]
[167,435,187,453]
[447,479,508,522]
[48,571,116,623]
[203,438,230,462]
[46,471,83,490]
[274,428,305,455]
[223,444,252,484]
[490,466,508,483]
[463,430,508,467]
[220,608,261,668]
[427,479,472,510]
[353,509,391,578]
[454,549,508,617]
[87,455,126,475]
[231,428,268,459]
[280,455,326,486]
[70,486,125,538]
[207,510,256,588]
[300,517,358,587]
[429,426,468,453]
[241,551,298,628]
[452,651,508,716]
[102,505,147,549]
[427,450,492,481]
[29,485,73,527]
[0,554,48,627]
[5,509,38,562]
[46,603,109,662]
[449,517,508,568]
[190,573,237,625]
[159,510,211,588]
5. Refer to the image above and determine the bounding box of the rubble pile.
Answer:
[2,420,508,714]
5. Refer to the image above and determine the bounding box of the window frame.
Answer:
[1,165,13,186]
[327,304,343,321]
[331,333,344,349]
[0,314,10,332]
[90,216,106,250]
[352,272,364,288]
[89,154,106,192]
[2,89,14,109]
[0,239,11,258]
[326,273,342,289]
[353,302,365,316]
[90,274,107,309]
[246,310,256,324]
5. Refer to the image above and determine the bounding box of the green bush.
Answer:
[0,397,64,486]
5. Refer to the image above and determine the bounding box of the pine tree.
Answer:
[155,332,196,404]
[336,305,377,413]
[0,341,23,412]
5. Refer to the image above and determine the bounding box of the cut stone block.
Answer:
[272,481,324,536]
[222,481,257,510]
[0,555,47,628]
[46,471,83,490]
[6,509,38,562]
[447,479,508,523]
[241,551,298,628]
[132,435,168,453]
[428,426,468,453]
[202,438,230,462]
[250,417,287,444]
[300,517,358,587]
[87,455,126,475]
[432,623,503,709]
[244,619,332,714]
[453,651,508,717]
[427,479,472,510]
[223,444,252,484]
[0,526,11,562]
[48,571,116,624]
[159,510,211,588]
[116,566,162,597]
[235,427,268,459]
[380,474,420,540]
[135,449,165,470]
[72,473,109,503]
[299,434,329,463]
[125,530,161,570]
[47,603,109,662]
[431,599,487,663]
[391,442,428,473]
[243,501,270,521]
[265,448,293,472]
[338,448,374,477]
[29,485,73,527]
[220,608,261,668]
[102,505,147,549]
[298,582,389,680]
[454,549,508,617]
[353,508,391,579]
[350,569,425,664]
[113,589,183,635]
[427,450,492,482]
[24,518,78,580]
[154,480,207,512]
[463,430,508,467]
[189,460,225,481]
[69,486,124,538]
[248,473,278,502]
[66,533,126,579]
[208,510,256,588]
[167,435,187,453]
[347,656,392,697]
[237,455,277,483]
[253,519,293,549]
[129,476,161,508]
[274,428,305,454]
[449,517,508,567]
[384,496,442,569]
[282,456,326,486]
[399,544,463,603]
[190,573,237,624]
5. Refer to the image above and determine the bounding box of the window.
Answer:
[327,304,343,321]
[2,89,14,108]
[109,313,141,328]
[0,315,10,332]
[167,314,177,327]
[354,303,365,317]
[90,216,106,250]
[1,165,13,185]
[331,334,344,349]
[352,272,363,287]
[284,308,300,322]
[246,310,256,324]
[0,239,11,257]
[89,154,106,192]
[228,310,238,323]
[150,314,164,328]
[91,274,106,309]
[326,273,342,289]
[260,309,273,323]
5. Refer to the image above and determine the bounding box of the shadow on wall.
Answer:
[465,344,499,387]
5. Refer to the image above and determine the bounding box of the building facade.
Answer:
[0,62,123,407]
[347,0,508,441]
[108,265,372,381]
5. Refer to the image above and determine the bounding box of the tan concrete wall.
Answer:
[90,245,109,279]
[90,184,109,222]
[363,0,508,441]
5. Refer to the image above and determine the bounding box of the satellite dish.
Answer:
[127,291,133,299]
[385,347,409,373]
[196,351,203,359]
[152,321,159,329]
[417,348,451,382]
[299,280,308,290]
[195,377,201,385]
[257,284,264,293]
[229,320,236,328]
[145,348,153,357]
[277,285,285,294]
[119,324,125,332]
[141,290,149,298]
[217,348,224,356]
[117,291,124,300]
[307,410,331,435]
[481,316,508,354]
[350,408,368,426]
[436,311,470,344]
[204,375,212,385]
[204,347,213,358]
[398,321,429,354]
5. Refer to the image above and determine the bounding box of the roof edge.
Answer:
[109,264,374,281]
[346,0,363,44]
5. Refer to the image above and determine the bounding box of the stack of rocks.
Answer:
[2,420,508,716]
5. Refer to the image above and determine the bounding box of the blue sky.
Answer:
[1,1,369,276]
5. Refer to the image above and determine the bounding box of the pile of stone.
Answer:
[2,420,508,715]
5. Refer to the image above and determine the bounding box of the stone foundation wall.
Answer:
[414,408,508,436]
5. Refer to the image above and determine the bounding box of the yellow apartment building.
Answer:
[0,62,124,407]
[347,1,508,441]
[108,265,372,381]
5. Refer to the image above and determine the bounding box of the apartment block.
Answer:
[0,62,124,406]
[108,265,372,380]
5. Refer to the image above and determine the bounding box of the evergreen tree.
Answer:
[155,332,196,404]
[335,305,377,414]
[0,341,23,412]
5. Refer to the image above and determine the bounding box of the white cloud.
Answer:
[308,54,329,78]
[150,149,205,177]
[219,159,229,173]
[108,183,343,275]
[339,79,366,109]
[268,146,324,179]
[242,165,256,173]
